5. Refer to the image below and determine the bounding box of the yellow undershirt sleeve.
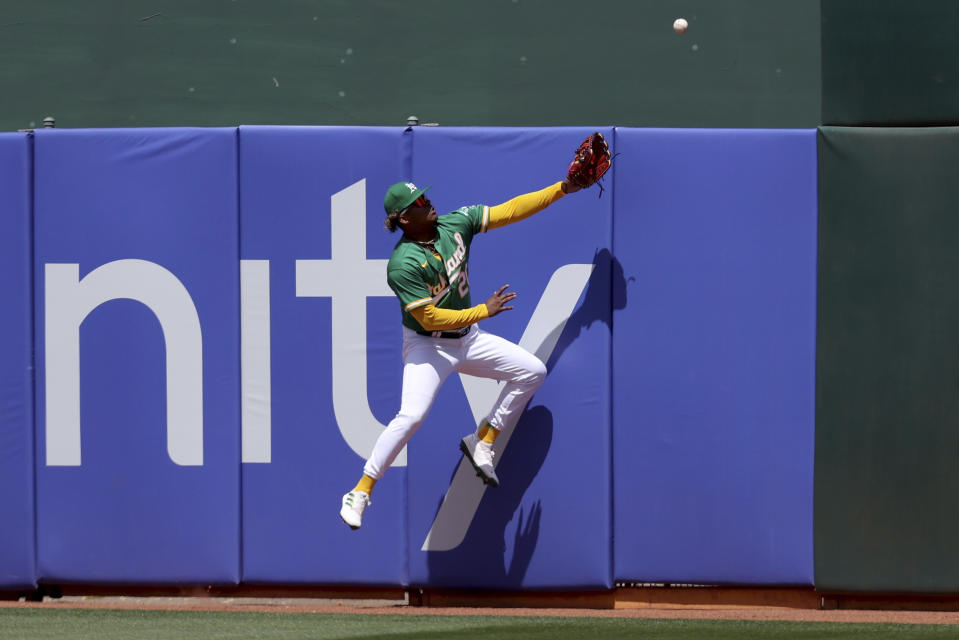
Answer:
[410,303,490,331]
[487,182,566,230]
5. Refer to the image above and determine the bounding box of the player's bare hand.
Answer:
[485,284,517,317]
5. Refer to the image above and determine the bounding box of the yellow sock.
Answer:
[353,474,376,495]
[478,422,499,444]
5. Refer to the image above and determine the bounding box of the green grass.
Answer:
[1,609,957,640]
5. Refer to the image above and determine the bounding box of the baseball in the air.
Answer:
[673,18,688,34]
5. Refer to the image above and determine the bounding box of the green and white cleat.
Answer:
[340,490,371,530]
[459,433,499,487]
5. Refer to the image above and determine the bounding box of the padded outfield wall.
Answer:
[10,124,959,595]
[0,126,818,590]
[0,134,36,590]
[816,127,959,593]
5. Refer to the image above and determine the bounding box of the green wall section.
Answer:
[7,1,959,131]
[815,126,959,592]
[0,0,820,131]
[817,0,959,593]
[821,0,959,126]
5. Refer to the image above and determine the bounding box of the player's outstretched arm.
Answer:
[487,181,577,230]
[486,131,610,229]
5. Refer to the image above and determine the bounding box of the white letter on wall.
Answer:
[296,179,398,464]
[241,259,272,463]
[45,259,204,466]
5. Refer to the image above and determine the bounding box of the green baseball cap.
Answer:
[384,181,432,214]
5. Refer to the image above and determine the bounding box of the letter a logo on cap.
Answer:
[405,182,417,193]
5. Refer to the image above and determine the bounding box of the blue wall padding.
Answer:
[33,128,241,584]
[8,125,821,589]
[611,128,817,585]
[405,128,613,589]
[239,126,408,585]
[0,133,37,589]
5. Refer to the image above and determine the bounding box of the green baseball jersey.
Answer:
[387,204,491,331]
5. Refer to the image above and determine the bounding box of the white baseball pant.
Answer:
[362,325,546,479]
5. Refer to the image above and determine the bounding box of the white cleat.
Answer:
[459,433,499,487]
[340,491,371,530]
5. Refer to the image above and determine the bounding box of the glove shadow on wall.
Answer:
[546,248,631,370]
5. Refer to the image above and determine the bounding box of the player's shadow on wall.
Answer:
[423,405,554,588]
[424,248,630,588]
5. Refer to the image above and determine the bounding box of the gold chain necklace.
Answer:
[415,238,437,254]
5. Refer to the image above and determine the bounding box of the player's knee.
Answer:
[523,358,547,389]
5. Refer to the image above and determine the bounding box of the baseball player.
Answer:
[340,135,609,530]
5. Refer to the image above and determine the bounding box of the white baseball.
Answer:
[673,18,688,34]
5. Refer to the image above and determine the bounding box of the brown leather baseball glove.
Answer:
[566,132,612,195]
